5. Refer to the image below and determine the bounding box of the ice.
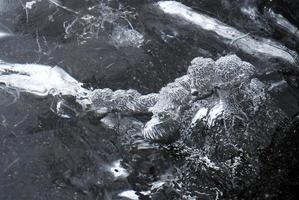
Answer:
[207,100,224,126]
[111,26,144,48]
[265,8,299,40]
[0,31,10,38]
[214,55,255,88]
[0,55,280,143]
[0,23,12,38]
[156,1,298,66]
[142,114,180,142]
[240,6,259,21]
[0,62,91,106]
[90,88,155,114]
[191,107,208,127]
[107,159,129,180]
[62,1,137,43]
[25,1,37,9]
[118,190,139,200]
[48,0,78,14]
[245,78,267,113]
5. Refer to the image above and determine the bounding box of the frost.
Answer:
[245,78,266,113]
[111,26,144,48]
[118,190,139,200]
[0,55,281,143]
[62,2,138,44]
[191,107,208,127]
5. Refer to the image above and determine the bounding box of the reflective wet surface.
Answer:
[0,0,299,199]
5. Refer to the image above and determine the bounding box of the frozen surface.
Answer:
[0,0,299,199]
[0,62,91,106]
[157,1,298,67]
[0,55,284,146]
[111,26,144,48]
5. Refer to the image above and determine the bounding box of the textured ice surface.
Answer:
[0,54,278,144]
[62,1,138,44]
[107,159,129,180]
[265,8,299,40]
[0,1,298,199]
[0,62,91,106]
[156,1,298,66]
[118,190,139,200]
[111,26,144,48]
[25,1,37,9]
[90,88,157,114]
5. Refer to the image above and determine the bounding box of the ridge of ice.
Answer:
[157,1,298,66]
[0,55,272,142]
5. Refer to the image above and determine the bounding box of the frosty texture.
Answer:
[0,55,277,143]
[91,55,268,142]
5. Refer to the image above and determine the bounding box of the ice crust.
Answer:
[156,1,299,66]
[0,55,273,143]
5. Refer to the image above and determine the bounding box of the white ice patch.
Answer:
[118,190,139,200]
[202,156,220,171]
[190,101,224,128]
[268,80,287,91]
[107,159,129,180]
[48,0,78,14]
[157,1,298,66]
[247,78,266,113]
[25,1,36,9]
[266,8,299,39]
[191,107,208,127]
[241,6,259,20]
[0,63,91,106]
[100,114,118,129]
[208,101,224,126]
[111,26,144,48]
[0,32,10,38]
[151,180,165,190]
